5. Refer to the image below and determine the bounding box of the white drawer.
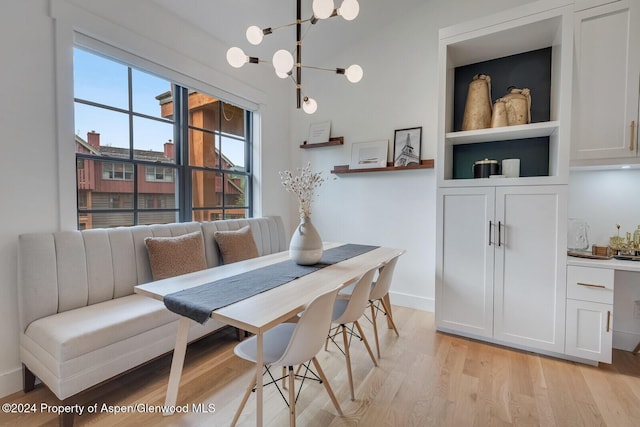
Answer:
[567,265,614,304]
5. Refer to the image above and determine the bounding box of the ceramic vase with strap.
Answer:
[501,87,531,125]
[461,74,493,131]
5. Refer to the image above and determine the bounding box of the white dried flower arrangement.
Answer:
[279,162,325,218]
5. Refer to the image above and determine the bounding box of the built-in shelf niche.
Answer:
[438,7,572,186]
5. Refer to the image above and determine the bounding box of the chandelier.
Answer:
[226,0,363,114]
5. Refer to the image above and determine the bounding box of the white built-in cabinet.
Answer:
[436,186,567,353]
[571,0,640,163]
[574,0,621,12]
[436,1,573,358]
[565,266,614,363]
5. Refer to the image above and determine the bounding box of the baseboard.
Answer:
[613,329,640,352]
[0,366,23,399]
[389,291,434,312]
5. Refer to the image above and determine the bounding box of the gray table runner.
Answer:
[164,244,378,324]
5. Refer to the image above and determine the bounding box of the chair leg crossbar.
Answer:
[253,361,326,410]
[325,323,362,355]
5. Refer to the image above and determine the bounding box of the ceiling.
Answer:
[152,0,424,63]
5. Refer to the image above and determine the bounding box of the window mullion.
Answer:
[176,85,191,222]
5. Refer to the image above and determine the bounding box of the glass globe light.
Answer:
[338,0,359,21]
[272,49,294,74]
[226,47,248,68]
[312,0,335,19]
[275,70,290,79]
[303,97,318,114]
[246,26,263,45]
[345,64,363,83]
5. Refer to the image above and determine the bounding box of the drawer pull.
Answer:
[606,310,611,333]
[576,282,606,289]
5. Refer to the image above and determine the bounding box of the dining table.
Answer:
[134,242,404,427]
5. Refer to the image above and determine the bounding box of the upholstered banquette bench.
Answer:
[17,216,286,425]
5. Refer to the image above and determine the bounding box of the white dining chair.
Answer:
[339,254,401,359]
[231,287,343,427]
[326,267,379,400]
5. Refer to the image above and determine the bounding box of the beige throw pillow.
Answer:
[144,231,207,280]
[214,226,259,264]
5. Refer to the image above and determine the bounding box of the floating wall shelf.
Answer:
[299,136,344,149]
[331,159,434,174]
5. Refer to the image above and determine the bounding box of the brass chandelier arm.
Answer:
[300,65,346,73]
[263,15,316,34]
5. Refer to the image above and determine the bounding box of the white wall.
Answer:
[0,0,59,398]
[288,0,535,311]
[569,169,640,350]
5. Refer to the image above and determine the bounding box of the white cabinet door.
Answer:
[572,0,640,161]
[436,187,495,337]
[493,186,567,352]
[565,299,613,363]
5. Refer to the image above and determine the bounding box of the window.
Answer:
[102,162,134,180]
[73,48,253,229]
[146,166,174,182]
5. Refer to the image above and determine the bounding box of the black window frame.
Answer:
[73,47,253,228]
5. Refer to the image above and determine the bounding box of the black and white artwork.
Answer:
[393,127,422,167]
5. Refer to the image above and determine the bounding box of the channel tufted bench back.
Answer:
[18,216,287,332]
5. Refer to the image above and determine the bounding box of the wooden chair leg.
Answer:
[633,341,640,355]
[354,320,377,367]
[341,325,355,401]
[231,372,257,427]
[288,366,296,427]
[370,303,381,359]
[379,298,400,336]
[311,357,343,416]
[282,366,287,389]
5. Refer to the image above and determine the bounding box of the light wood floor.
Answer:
[3,307,640,426]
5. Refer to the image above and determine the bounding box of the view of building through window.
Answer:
[73,48,252,229]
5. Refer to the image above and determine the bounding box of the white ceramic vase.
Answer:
[289,216,323,265]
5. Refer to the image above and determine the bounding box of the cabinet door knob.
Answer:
[631,120,636,152]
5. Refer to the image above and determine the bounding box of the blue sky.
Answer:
[73,48,245,166]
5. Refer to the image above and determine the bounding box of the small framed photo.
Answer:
[307,120,331,144]
[349,140,388,170]
[393,127,422,167]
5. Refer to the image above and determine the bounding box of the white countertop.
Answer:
[567,256,640,272]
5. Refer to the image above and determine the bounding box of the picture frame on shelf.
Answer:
[393,127,422,167]
[349,140,388,170]
[307,120,331,144]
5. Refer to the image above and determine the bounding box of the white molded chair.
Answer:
[327,267,379,400]
[339,254,401,359]
[231,287,342,427]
